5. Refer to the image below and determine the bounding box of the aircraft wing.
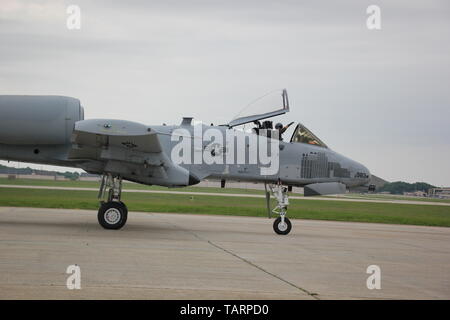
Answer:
[68,119,198,186]
[68,119,163,165]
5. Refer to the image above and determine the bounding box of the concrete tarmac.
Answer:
[0,207,449,299]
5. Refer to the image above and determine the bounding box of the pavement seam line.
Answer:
[164,220,320,300]
[205,239,320,300]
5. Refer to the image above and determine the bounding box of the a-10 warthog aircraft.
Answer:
[0,90,371,235]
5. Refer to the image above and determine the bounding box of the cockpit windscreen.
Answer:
[290,124,328,148]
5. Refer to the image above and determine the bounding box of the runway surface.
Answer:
[1,184,449,206]
[0,207,449,299]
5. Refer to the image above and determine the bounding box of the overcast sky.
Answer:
[1,0,449,186]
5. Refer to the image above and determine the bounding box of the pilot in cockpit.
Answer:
[253,120,294,141]
[275,122,294,141]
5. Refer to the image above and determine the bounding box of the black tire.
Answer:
[273,216,292,235]
[118,201,128,216]
[98,201,128,230]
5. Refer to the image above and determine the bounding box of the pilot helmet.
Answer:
[275,123,283,130]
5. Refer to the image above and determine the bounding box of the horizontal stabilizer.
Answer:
[304,182,346,197]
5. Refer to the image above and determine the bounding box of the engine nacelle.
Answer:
[0,95,84,145]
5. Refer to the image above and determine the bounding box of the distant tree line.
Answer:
[60,172,80,180]
[378,181,435,194]
[0,164,85,181]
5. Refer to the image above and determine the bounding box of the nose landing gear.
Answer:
[97,174,128,230]
[265,182,292,235]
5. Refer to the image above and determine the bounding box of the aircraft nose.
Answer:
[188,173,200,186]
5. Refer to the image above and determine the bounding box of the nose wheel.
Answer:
[97,174,128,230]
[273,216,292,235]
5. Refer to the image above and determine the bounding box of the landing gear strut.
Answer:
[265,182,292,235]
[97,174,128,230]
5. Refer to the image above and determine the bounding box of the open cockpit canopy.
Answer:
[228,89,289,128]
[290,123,328,148]
[226,90,327,147]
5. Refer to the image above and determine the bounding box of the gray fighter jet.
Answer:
[0,90,371,235]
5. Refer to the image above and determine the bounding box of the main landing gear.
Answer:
[97,174,128,230]
[265,182,292,235]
